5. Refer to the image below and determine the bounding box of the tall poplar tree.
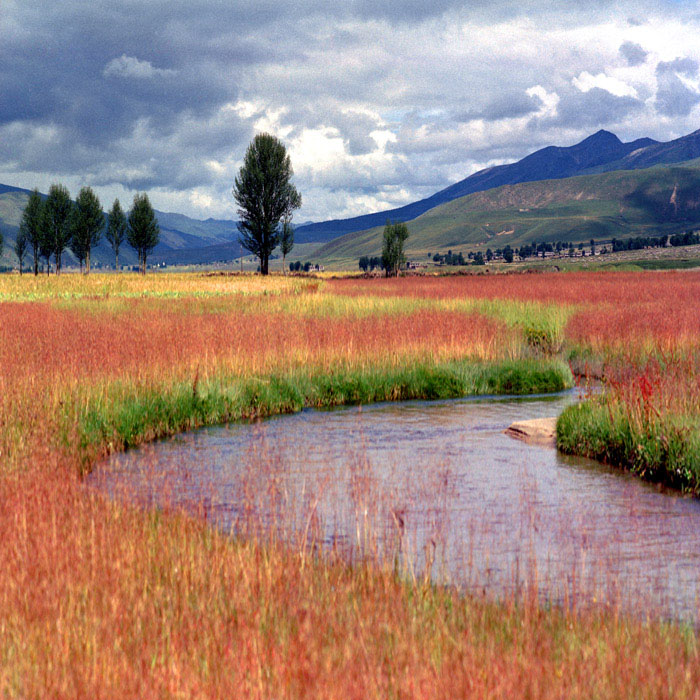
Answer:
[70,186,103,273]
[14,225,28,274]
[44,184,72,274]
[279,214,294,274]
[127,193,160,274]
[106,199,127,271]
[20,189,44,275]
[233,133,301,275]
[381,221,409,277]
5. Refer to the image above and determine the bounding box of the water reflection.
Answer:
[87,392,700,622]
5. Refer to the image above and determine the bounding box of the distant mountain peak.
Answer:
[575,130,623,150]
[586,128,620,141]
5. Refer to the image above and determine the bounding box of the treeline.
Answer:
[611,231,700,251]
[356,228,700,273]
[14,185,160,275]
[289,260,323,272]
[358,256,383,272]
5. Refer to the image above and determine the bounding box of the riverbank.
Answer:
[75,358,571,472]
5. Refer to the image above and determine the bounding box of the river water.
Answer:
[87,391,700,622]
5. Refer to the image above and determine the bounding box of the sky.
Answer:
[2,1,700,223]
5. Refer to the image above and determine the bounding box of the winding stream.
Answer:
[87,391,700,622]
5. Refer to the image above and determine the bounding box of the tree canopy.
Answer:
[106,199,128,271]
[279,215,294,273]
[381,221,409,277]
[14,224,27,274]
[233,133,301,275]
[19,189,44,275]
[127,193,160,274]
[44,184,72,274]
[70,186,103,273]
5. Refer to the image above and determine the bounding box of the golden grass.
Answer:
[0,271,314,301]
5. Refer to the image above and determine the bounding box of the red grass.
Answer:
[567,304,700,356]
[330,270,700,307]
[0,302,512,388]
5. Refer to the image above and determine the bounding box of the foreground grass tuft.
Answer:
[558,399,700,494]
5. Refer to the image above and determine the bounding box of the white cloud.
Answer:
[103,55,177,80]
[573,71,638,97]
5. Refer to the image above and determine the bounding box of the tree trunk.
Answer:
[86,249,90,274]
[33,250,38,276]
[282,253,286,275]
[115,249,119,272]
[260,255,269,275]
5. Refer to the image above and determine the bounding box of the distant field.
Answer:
[2,271,700,697]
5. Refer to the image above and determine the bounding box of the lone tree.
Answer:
[106,199,127,271]
[127,193,160,274]
[21,189,45,275]
[44,184,72,274]
[14,224,27,274]
[381,220,409,277]
[233,133,301,275]
[70,186,103,273]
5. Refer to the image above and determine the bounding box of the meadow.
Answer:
[1,270,700,698]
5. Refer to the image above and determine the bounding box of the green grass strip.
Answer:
[73,358,572,473]
[557,400,700,494]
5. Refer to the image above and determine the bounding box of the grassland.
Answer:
[2,271,700,698]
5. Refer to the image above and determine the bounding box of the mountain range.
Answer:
[314,158,700,266]
[293,128,700,241]
[3,126,700,268]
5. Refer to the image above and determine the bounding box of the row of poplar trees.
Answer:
[15,185,160,275]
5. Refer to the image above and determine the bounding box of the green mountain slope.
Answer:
[313,160,700,266]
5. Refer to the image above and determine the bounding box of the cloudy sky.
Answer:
[2,1,700,222]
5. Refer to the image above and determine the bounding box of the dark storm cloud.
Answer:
[619,41,648,66]
[455,92,543,122]
[655,58,700,116]
[546,87,643,128]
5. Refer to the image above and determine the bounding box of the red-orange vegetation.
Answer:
[2,456,699,698]
[330,270,700,307]
[0,302,512,388]
[567,304,700,356]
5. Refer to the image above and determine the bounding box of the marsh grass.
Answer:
[73,358,572,473]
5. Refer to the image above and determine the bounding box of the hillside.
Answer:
[313,159,700,266]
[294,128,700,243]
